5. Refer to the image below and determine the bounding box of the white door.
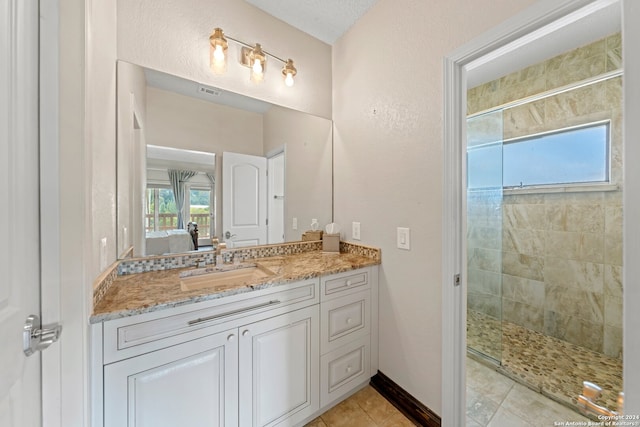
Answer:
[238,306,319,427]
[0,0,42,426]
[222,152,267,248]
[267,151,285,244]
[104,329,239,427]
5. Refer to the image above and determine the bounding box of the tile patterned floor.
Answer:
[304,385,415,427]
[467,357,592,426]
[468,310,623,415]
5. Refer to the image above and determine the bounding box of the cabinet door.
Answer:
[239,306,319,427]
[104,329,238,427]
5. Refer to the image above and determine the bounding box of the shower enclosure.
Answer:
[465,32,623,414]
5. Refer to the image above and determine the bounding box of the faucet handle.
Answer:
[582,381,603,401]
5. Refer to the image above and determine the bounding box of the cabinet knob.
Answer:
[242,329,250,337]
[346,280,352,286]
[346,318,353,324]
[227,334,235,342]
[346,366,352,373]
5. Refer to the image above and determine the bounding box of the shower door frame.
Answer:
[441,0,640,424]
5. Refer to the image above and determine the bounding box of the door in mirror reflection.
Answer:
[222,152,267,248]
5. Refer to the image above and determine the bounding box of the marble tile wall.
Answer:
[467,33,623,358]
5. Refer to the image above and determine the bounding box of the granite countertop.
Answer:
[91,251,379,323]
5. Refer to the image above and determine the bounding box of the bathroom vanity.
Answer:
[90,245,379,427]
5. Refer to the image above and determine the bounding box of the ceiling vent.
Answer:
[197,85,222,97]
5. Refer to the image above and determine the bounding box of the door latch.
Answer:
[454,274,461,286]
[23,314,61,356]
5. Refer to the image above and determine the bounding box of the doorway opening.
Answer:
[441,0,636,424]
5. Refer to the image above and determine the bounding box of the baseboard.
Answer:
[370,371,441,427]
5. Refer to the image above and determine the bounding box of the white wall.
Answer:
[88,0,118,275]
[57,0,118,424]
[263,106,333,240]
[116,61,147,257]
[332,0,536,414]
[117,0,332,119]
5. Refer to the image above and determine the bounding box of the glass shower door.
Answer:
[466,110,504,363]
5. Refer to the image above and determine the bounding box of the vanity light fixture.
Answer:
[209,27,297,87]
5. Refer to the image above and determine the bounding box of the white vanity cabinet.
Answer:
[319,268,376,408]
[92,265,378,427]
[238,306,319,427]
[104,327,239,427]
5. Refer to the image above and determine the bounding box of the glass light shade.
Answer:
[284,72,294,87]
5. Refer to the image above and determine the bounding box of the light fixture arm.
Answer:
[224,34,288,65]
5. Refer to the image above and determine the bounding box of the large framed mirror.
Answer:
[116,61,333,257]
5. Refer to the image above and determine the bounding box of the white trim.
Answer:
[442,0,622,424]
[622,0,640,415]
[40,0,62,425]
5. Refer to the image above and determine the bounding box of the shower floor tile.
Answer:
[467,310,622,416]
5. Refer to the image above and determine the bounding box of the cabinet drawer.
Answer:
[103,279,318,364]
[321,268,369,300]
[320,335,370,408]
[321,290,370,354]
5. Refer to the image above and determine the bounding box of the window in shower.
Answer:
[468,120,610,190]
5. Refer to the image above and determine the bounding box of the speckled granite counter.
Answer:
[91,251,380,324]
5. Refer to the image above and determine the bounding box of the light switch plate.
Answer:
[397,227,410,250]
[292,217,298,230]
[352,222,361,240]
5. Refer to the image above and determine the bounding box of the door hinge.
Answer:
[266,218,269,225]
[454,274,461,287]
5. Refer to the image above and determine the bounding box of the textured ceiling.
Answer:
[244,0,379,44]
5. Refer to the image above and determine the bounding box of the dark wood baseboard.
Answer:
[370,371,441,427]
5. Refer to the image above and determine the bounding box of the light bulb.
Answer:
[252,59,263,75]
[213,45,225,62]
[285,72,294,87]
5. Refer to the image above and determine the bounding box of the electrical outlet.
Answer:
[397,227,410,250]
[352,222,361,240]
[292,217,298,230]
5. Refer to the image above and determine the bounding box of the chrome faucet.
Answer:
[577,381,624,417]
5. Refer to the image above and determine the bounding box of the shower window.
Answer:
[468,120,610,190]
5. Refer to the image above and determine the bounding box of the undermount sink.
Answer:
[180,264,276,292]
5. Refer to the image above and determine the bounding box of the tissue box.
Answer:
[302,230,323,241]
[322,233,340,252]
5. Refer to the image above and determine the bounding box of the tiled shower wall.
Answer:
[467,33,623,358]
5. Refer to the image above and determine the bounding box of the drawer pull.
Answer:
[242,329,250,337]
[227,334,235,342]
[187,300,281,326]
[346,366,352,373]
[346,280,352,286]
[346,318,353,324]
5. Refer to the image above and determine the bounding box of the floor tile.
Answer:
[318,397,377,427]
[486,406,533,427]
[351,386,399,424]
[378,413,416,427]
[468,309,622,411]
[305,417,328,427]
[305,385,414,427]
